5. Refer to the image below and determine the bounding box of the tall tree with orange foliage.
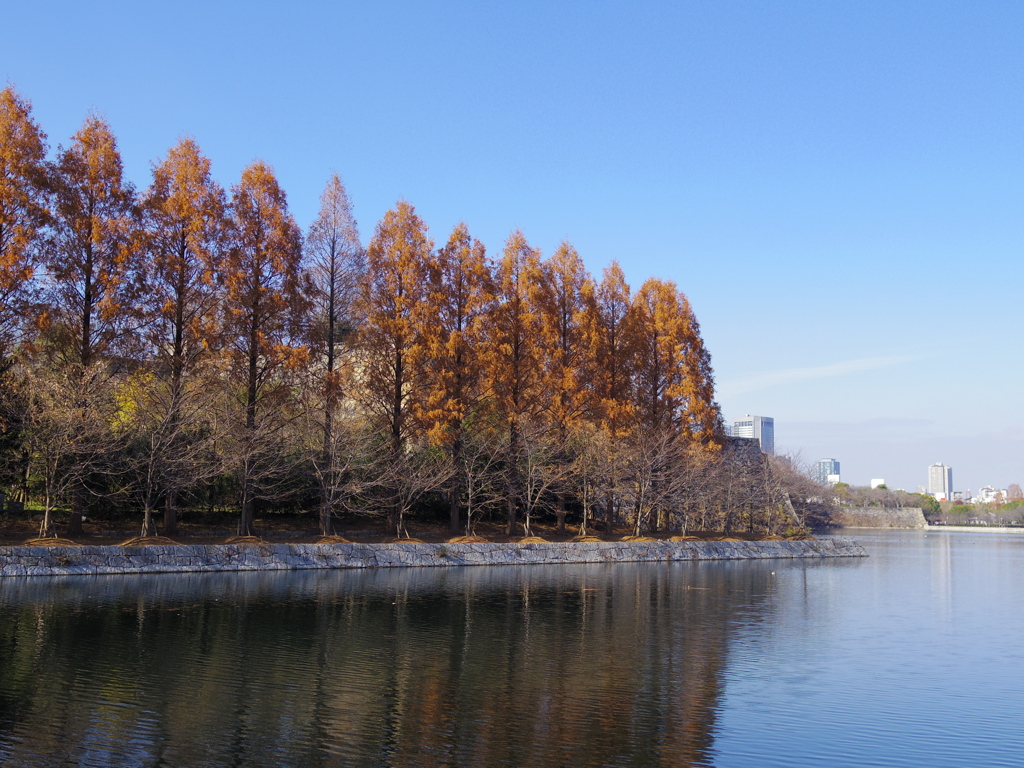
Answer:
[591,262,633,426]
[628,278,720,440]
[486,230,544,535]
[0,86,49,355]
[222,161,308,536]
[358,201,433,535]
[0,86,49,501]
[44,115,142,370]
[143,138,226,392]
[627,278,721,531]
[305,173,364,534]
[535,241,594,534]
[588,261,634,533]
[420,222,493,534]
[139,137,227,534]
[43,115,142,534]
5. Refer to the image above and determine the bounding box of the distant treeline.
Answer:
[0,85,810,538]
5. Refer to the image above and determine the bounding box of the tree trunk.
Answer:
[240,500,256,536]
[141,506,158,537]
[322,268,337,539]
[320,384,335,537]
[239,475,256,536]
[556,492,566,536]
[505,496,517,538]
[39,504,55,538]
[632,495,643,536]
[67,487,84,536]
[448,436,462,535]
[319,497,333,537]
[385,437,400,537]
[449,489,460,537]
[240,313,259,538]
[163,355,183,538]
[18,450,30,503]
[387,499,399,537]
[506,421,521,537]
[163,490,178,536]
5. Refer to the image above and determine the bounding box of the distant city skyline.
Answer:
[773,419,1019,493]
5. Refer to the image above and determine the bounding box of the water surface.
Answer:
[0,531,1020,766]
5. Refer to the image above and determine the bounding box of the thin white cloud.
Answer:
[717,354,920,399]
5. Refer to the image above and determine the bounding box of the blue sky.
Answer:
[4,1,1022,492]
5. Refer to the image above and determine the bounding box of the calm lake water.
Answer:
[0,531,1022,767]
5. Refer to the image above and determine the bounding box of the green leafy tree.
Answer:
[909,492,941,519]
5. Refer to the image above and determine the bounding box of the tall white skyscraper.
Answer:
[732,415,774,455]
[928,462,953,500]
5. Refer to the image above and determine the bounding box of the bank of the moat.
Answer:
[0,538,866,577]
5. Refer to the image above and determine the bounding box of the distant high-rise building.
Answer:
[928,462,953,501]
[973,486,1006,505]
[732,415,774,454]
[814,458,840,485]
[870,478,886,489]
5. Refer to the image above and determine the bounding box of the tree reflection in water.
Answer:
[0,562,780,767]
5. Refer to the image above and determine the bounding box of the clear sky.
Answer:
[4,1,1022,493]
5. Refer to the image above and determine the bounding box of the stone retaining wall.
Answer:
[0,538,866,578]
[832,506,927,529]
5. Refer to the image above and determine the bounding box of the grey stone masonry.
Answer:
[0,538,866,578]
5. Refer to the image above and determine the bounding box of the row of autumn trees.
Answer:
[1,85,797,540]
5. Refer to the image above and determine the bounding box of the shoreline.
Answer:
[0,538,867,578]
[839,525,1024,534]
[924,525,1024,534]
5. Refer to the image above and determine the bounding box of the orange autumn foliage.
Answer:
[589,261,635,436]
[0,85,49,352]
[629,278,721,445]
[535,240,594,441]
[357,200,432,457]
[222,161,307,534]
[44,115,142,370]
[419,222,493,448]
[142,137,227,385]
